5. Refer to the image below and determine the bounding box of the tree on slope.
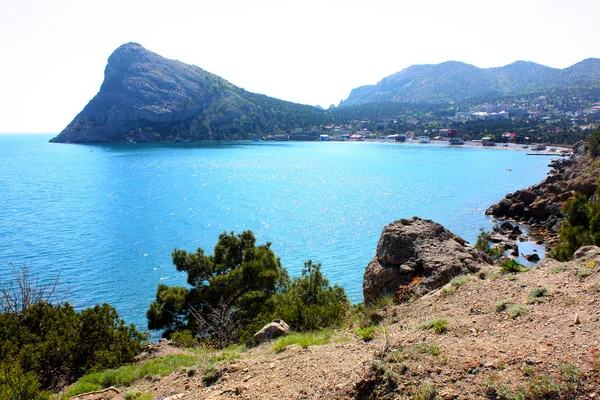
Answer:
[147,231,289,343]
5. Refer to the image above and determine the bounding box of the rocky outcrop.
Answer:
[362,217,492,304]
[50,43,324,143]
[486,146,597,236]
[246,319,290,348]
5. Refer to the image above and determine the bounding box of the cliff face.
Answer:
[51,43,323,143]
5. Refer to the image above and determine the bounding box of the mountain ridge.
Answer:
[51,43,326,143]
[50,43,600,143]
[340,57,600,106]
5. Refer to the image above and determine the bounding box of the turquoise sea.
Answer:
[0,134,554,334]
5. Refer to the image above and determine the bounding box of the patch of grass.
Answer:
[495,299,510,312]
[508,304,526,319]
[333,333,352,344]
[450,274,470,288]
[558,362,582,393]
[551,265,568,274]
[441,275,471,297]
[410,380,437,400]
[588,283,600,292]
[576,268,592,278]
[123,390,154,400]
[202,365,220,386]
[527,375,561,398]
[67,354,199,395]
[416,319,448,334]
[415,342,441,356]
[527,286,548,304]
[65,381,102,398]
[349,294,394,328]
[506,274,519,281]
[209,344,245,362]
[500,259,527,274]
[354,324,378,342]
[273,329,332,352]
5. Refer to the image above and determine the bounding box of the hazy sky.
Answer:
[1,0,598,133]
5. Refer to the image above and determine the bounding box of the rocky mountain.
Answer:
[340,58,600,106]
[51,43,326,143]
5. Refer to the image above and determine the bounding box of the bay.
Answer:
[0,134,553,333]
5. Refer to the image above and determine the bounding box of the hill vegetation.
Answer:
[0,265,146,399]
[147,231,347,347]
[50,43,600,145]
[549,129,600,260]
[340,58,600,106]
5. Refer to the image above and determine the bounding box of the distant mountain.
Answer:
[51,43,326,143]
[339,58,600,106]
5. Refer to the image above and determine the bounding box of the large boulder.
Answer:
[245,319,290,348]
[363,217,492,304]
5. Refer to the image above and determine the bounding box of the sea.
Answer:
[0,134,555,335]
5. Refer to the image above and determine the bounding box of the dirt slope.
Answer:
[71,248,600,400]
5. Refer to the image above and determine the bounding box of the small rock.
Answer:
[574,314,581,325]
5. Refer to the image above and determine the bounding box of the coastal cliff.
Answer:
[50,43,323,143]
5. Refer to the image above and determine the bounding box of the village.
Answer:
[263,94,600,145]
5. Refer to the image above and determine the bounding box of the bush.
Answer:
[495,299,510,312]
[263,261,348,333]
[149,232,348,347]
[0,362,50,400]
[474,228,505,260]
[500,259,526,274]
[508,304,526,319]
[171,330,198,348]
[0,266,147,390]
[527,286,548,303]
[355,324,377,341]
[416,319,448,334]
[549,187,600,261]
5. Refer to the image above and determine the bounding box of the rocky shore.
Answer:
[486,141,597,241]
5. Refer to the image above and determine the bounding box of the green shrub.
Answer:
[266,261,348,333]
[508,304,526,319]
[551,265,568,274]
[495,299,510,312]
[0,266,147,390]
[171,330,198,348]
[450,275,470,288]
[0,362,50,400]
[148,232,347,347]
[411,380,437,400]
[123,390,154,400]
[527,286,548,303]
[576,268,592,278]
[65,381,103,398]
[416,319,448,334]
[500,259,526,274]
[147,231,290,346]
[548,186,600,261]
[474,228,505,260]
[355,324,377,341]
[415,342,441,356]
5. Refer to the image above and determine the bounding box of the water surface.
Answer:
[0,135,554,332]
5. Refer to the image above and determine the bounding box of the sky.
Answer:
[0,0,598,133]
